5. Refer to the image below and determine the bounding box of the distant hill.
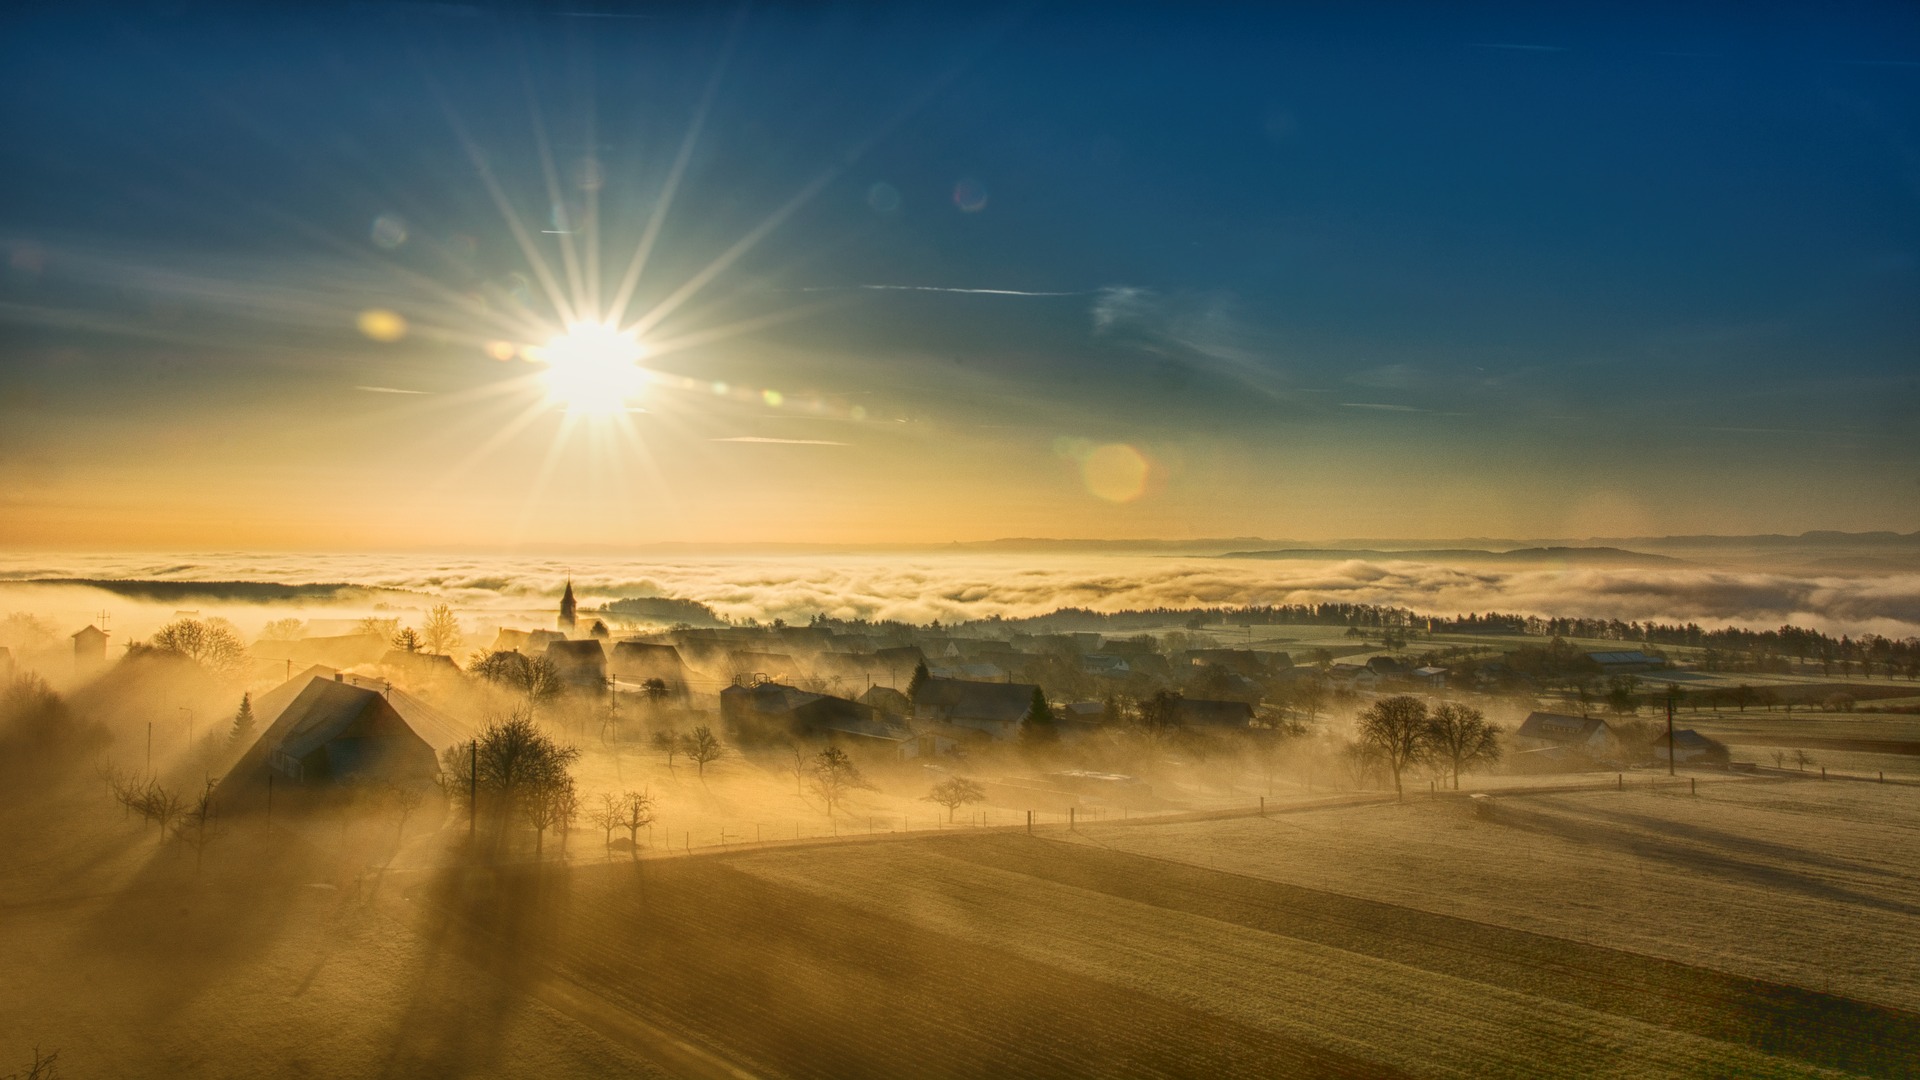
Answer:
[1218,547,1685,566]
[601,596,726,627]
[12,578,393,602]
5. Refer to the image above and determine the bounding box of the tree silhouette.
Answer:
[810,746,867,817]
[925,777,986,822]
[684,724,723,777]
[1019,687,1057,746]
[228,693,256,747]
[1424,702,1499,790]
[1357,695,1430,799]
[420,603,463,656]
[906,660,930,705]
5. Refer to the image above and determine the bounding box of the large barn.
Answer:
[221,669,473,797]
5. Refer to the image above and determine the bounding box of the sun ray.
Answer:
[521,55,589,325]
[426,74,579,327]
[604,16,738,329]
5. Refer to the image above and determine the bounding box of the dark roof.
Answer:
[913,678,1036,724]
[859,685,910,713]
[72,625,108,641]
[1588,651,1663,666]
[1653,728,1714,748]
[268,680,404,761]
[547,639,606,659]
[1516,712,1614,744]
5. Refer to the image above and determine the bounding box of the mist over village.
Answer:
[3,3,1919,1079]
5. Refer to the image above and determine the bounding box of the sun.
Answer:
[534,322,648,415]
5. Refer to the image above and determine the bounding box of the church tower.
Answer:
[558,578,577,634]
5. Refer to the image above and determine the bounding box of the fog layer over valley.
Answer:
[5,538,1920,641]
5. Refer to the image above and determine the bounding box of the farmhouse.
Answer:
[912,677,1038,740]
[546,639,607,690]
[719,681,884,744]
[1174,698,1256,730]
[609,640,689,693]
[246,676,441,785]
[1513,712,1619,760]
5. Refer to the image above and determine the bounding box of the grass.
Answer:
[4,775,1916,1077]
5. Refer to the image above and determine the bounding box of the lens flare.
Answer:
[537,322,647,414]
[1082,443,1150,502]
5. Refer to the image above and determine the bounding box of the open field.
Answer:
[5,774,1919,1078]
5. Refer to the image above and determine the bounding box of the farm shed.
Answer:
[1587,650,1666,674]
[1653,728,1727,764]
[1513,712,1619,761]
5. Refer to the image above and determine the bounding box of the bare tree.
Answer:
[381,780,427,840]
[522,773,575,858]
[2,1045,59,1080]
[651,728,682,770]
[149,618,248,679]
[1792,748,1815,772]
[924,777,986,822]
[589,792,621,849]
[1425,702,1500,790]
[1770,749,1787,769]
[786,741,807,795]
[1357,694,1430,799]
[810,746,867,817]
[419,602,463,656]
[172,780,221,870]
[470,652,564,713]
[683,724,723,777]
[617,789,655,851]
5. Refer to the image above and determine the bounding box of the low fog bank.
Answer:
[3,548,1919,641]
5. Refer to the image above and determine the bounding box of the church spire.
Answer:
[559,577,577,632]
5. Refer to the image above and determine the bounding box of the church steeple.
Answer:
[558,578,577,633]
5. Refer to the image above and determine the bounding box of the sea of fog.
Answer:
[1,550,1916,643]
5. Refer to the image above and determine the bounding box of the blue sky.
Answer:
[1,2,1916,547]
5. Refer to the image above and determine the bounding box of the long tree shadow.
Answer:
[1490,802,1920,917]
[372,833,575,1078]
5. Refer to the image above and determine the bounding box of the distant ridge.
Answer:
[1218,546,1684,566]
[10,579,403,602]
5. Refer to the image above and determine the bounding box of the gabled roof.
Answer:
[1516,712,1614,744]
[547,639,607,659]
[1588,650,1662,665]
[269,680,403,761]
[913,678,1036,724]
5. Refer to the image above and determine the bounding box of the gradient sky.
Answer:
[2,2,1917,549]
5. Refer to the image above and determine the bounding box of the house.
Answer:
[1653,728,1726,765]
[911,677,1038,740]
[379,650,461,678]
[859,684,911,718]
[1328,663,1380,687]
[609,641,689,694]
[1587,650,1666,674]
[1512,712,1618,760]
[930,661,1008,682]
[1174,698,1255,730]
[1412,666,1449,688]
[241,676,441,785]
[1364,655,1409,679]
[719,682,884,744]
[546,639,607,690]
[71,625,109,671]
[1183,649,1273,676]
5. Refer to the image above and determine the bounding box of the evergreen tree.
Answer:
[228,692,255,746]
[906,660,930,703]
[1020,686,1058,745]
